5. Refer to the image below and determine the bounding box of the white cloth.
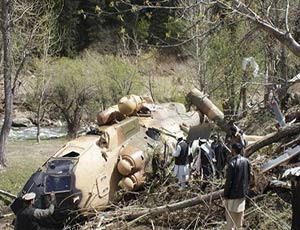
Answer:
[226,198,246,213]
[223,198,246,230]
[201,141,216,162]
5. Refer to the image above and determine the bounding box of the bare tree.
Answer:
[31,1,60,143]
[216,0,300,59]
[0,0,56,167]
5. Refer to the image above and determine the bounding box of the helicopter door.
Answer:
[96,173,109,197]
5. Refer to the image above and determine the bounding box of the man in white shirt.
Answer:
[173,136,190,190]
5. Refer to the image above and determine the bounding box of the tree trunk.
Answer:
[124,189,224,220]
[67,119,80,138]
[239,70,248,117]
[36,103,41,143]
[263,65,269,107]
[37,122,41,143]
[0,0,13,168]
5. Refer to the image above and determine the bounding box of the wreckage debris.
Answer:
[5,87,300,229]
[261,145,300,173]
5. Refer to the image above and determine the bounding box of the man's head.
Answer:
[177,133,185,142]
[22,192,36,205]
[231,143,243,155]
[211,134,218,141]
[177,137,183,142]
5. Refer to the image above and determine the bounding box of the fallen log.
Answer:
[124,189,224,220]
[245,122,300,157]
[274,134,300,155]
[0,189,17,199]
[286,111,300,123]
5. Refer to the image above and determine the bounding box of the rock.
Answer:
[12,110,33,127]
[39,118,64,127]
[12,117,32,127]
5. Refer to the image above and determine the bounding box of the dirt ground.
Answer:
[0,138,67,229]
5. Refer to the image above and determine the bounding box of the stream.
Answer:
[9,126,67,140]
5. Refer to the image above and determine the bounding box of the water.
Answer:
[8,126,67,140]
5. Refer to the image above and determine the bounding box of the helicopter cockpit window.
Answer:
[44,175,71,193]
[62,151,79,158]
[44,159,74,193]
[46,160,74,174]
[146,128,160,141]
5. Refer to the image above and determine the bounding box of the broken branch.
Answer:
[245,122,300,157]
[124,189,224,220]
[0,189,17,199]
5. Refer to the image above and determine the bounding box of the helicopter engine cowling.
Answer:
[118,170,146,191]
[118,95,143,116]
[96,105,126,125]
[117,145,145,176]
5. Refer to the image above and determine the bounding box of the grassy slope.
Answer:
[0,139,67,229]
[0,139,66,195]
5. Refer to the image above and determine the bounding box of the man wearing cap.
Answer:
[14,192,56,230]
[223,143,250,230]
[199,138,216,178]
[211,134,228,177]
[230,124,247,149]
[173,136,190,190]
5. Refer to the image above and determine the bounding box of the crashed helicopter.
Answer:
[10,88,263,227]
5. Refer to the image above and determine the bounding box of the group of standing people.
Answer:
[173,125,251,230]
[172,133,228,190]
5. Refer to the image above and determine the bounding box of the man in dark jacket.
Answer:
[223,143,250,230]
[14,192,56,230]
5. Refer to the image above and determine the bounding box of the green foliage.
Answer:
[57,0,81,57]
[204,21,265,117]
[165,16,186,40]
[45,52,103,136]
[40,51,142,136]
[136,49,195,103]
[53,0,181,56]
[136,17,150,42]
[103,55,142,102]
